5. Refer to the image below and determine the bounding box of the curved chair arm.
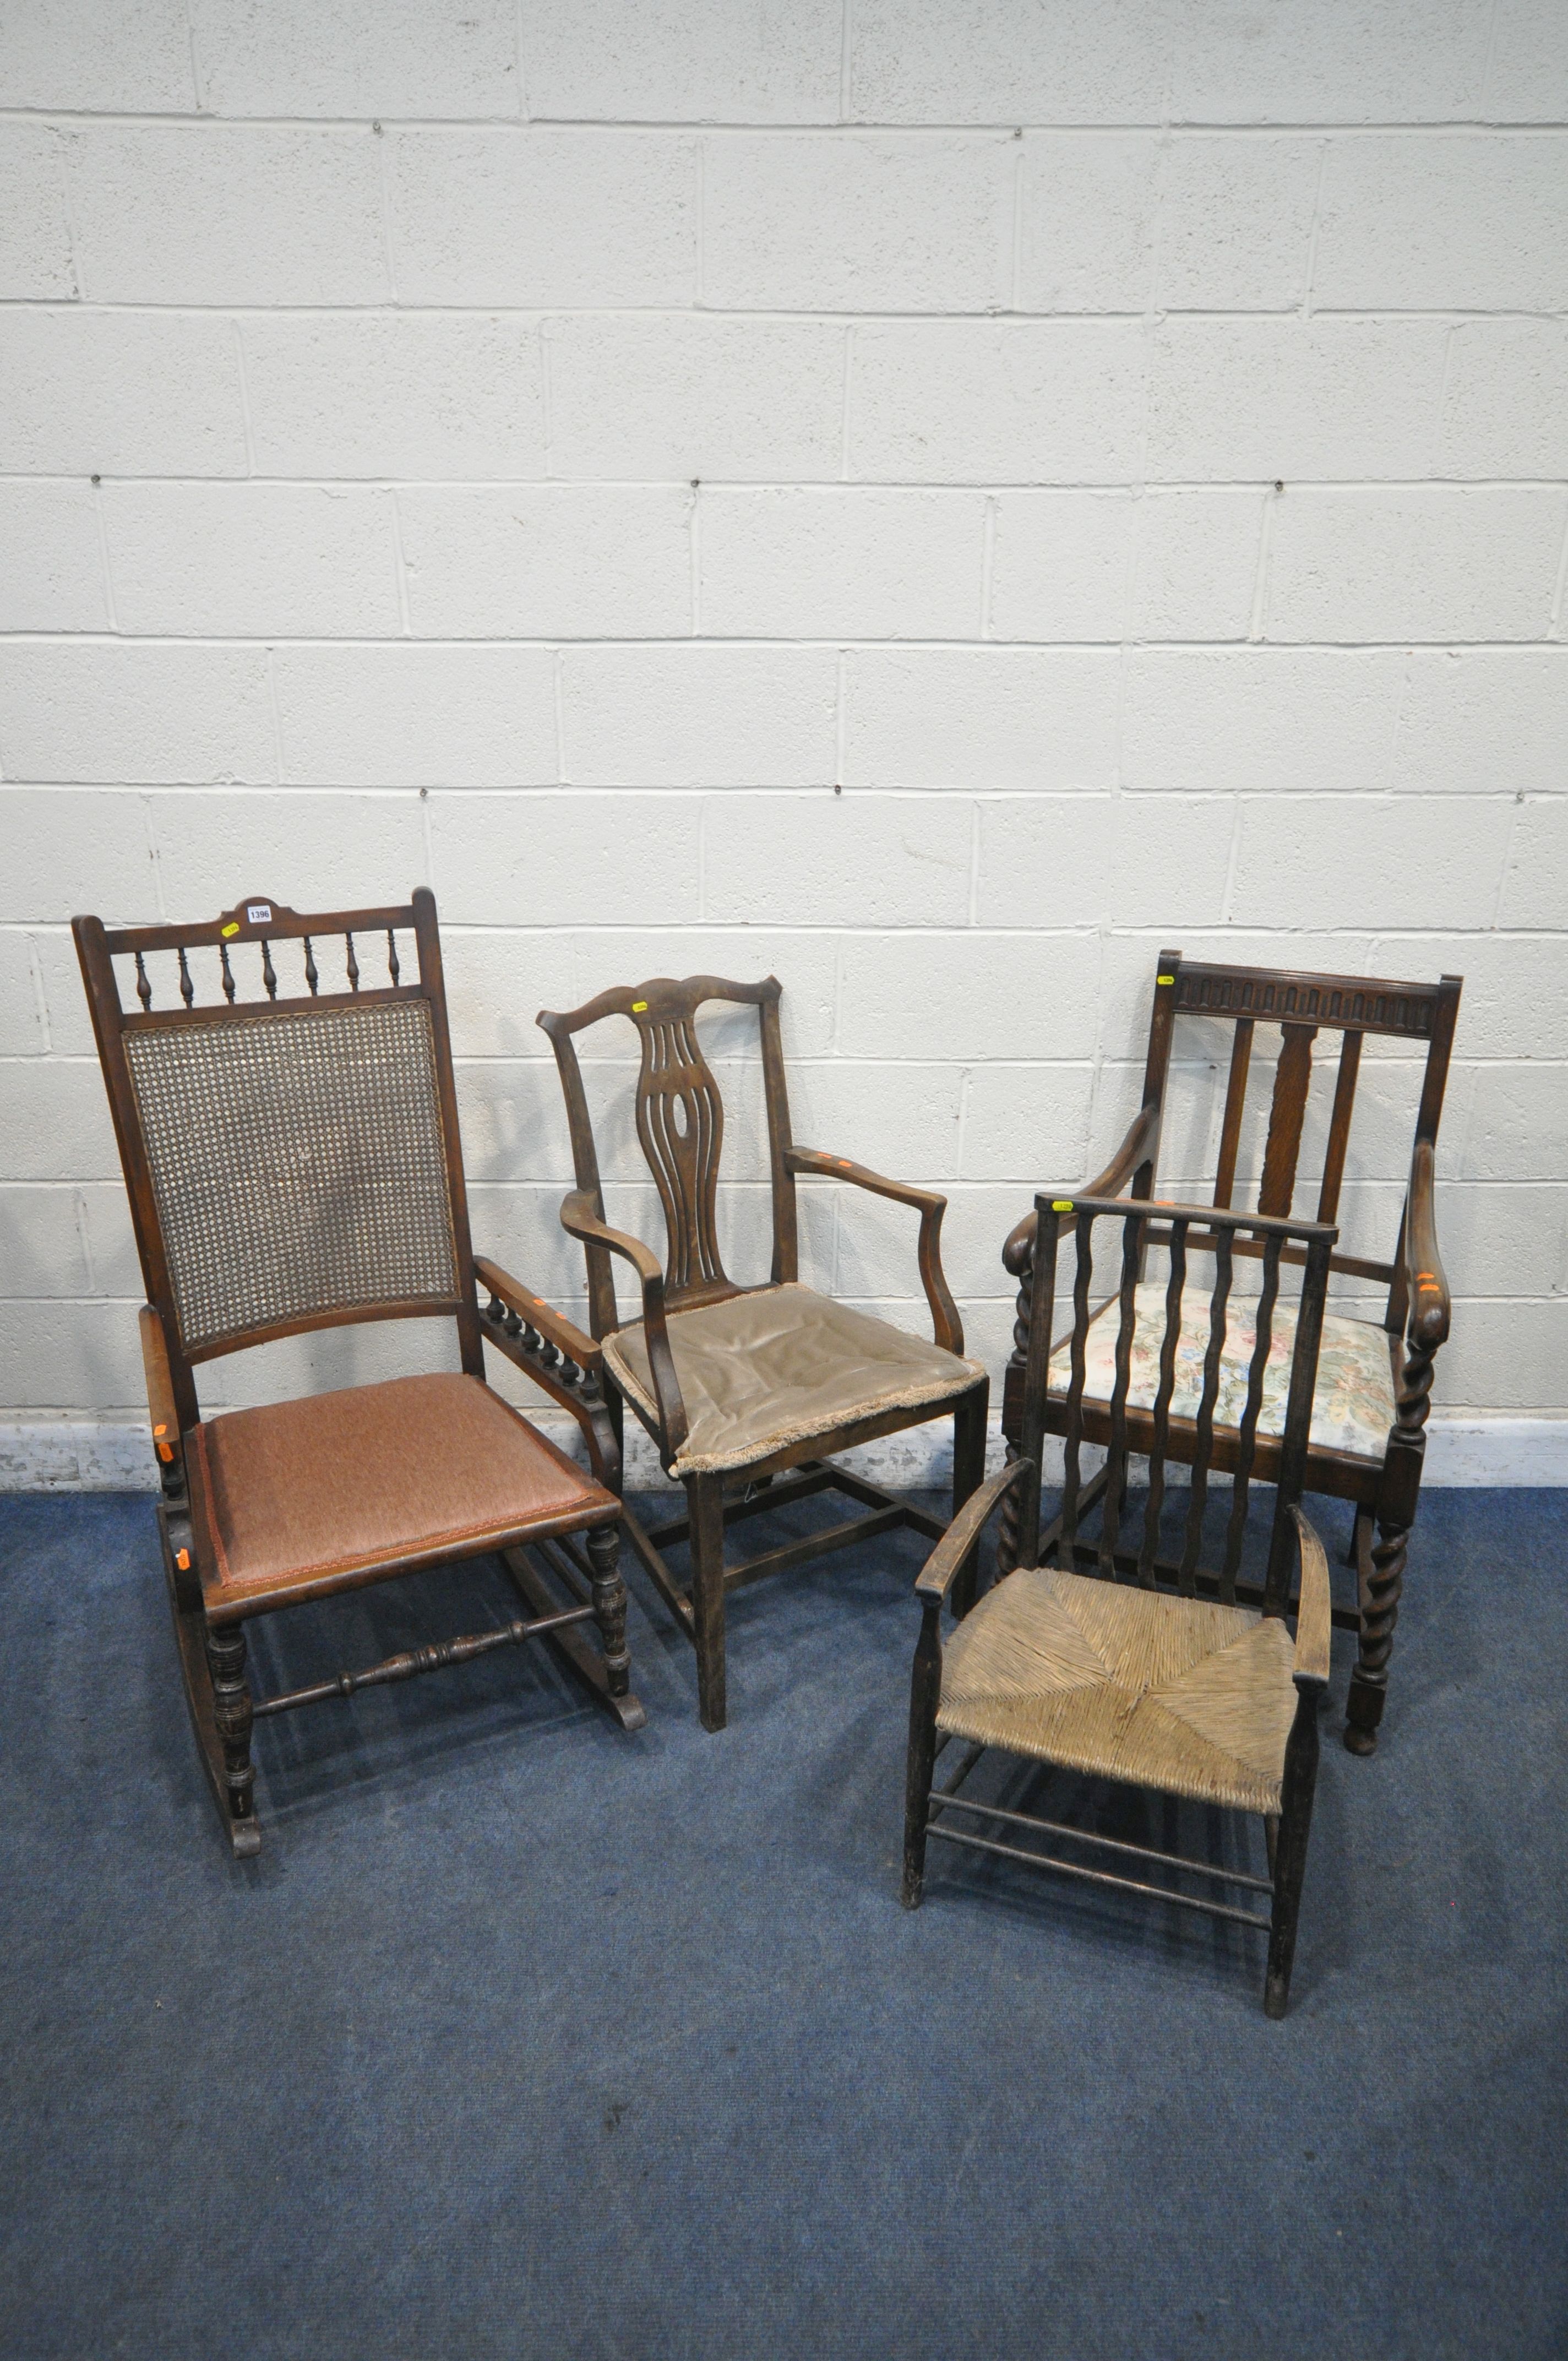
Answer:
[1403,1137,1451,1356]
[1289,1505,1332,1690]
[557,1192,689,1462]
[1002,1104,1161,1279]
[473,1255,623,1491]
[787,1147,963,1355]
[916,1458,1036,1603]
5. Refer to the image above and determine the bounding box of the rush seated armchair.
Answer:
[905,1194,1338,2017]
[538,973,989,1731]
[999,951,1462,1756]
[75,888,641,1857]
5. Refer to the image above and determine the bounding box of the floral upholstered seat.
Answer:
[1046,1282,1395,1462]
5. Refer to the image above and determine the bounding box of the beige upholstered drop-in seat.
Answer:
[1048,1282,1396,1462]
[189,1372,615,1614]
[603,1281,985,1478]
[938,1565,1297,1816]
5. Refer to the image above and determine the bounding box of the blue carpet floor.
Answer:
[1,1486,1564,2359]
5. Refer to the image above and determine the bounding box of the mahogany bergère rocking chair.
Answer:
[539,974,988,1731]
[906,1194,1337,2017]
[999,952,1462,1755]
[75,889,641,1857]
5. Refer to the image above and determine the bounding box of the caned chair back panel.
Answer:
[1140,955,1462,1311]
[74,891,479,1405]
[121,997,460,1357]
[1020,1193,1336,1614]
[538,975,795,1334]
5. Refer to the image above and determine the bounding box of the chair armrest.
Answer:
[787,1147,963,1355]
[474,1256,600,1373]
[474,1256,622,1489]
[916,1459,1035,1602]
[138,1304,184,1484]
[558,1193,688,1462]
[1403,1138,1451,1356]
[1002,1105,1160,1277]
[1290,1506,1332,1689]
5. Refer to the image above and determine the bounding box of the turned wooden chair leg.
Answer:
[586,1522,631,1700]
[205,1619,257,1852]
[949,1381,990,1621]
[1346,1513,1407,1757]
[902,1597,943,1908]
[688,1475,728,1734]
[1265,1688,1321,2017]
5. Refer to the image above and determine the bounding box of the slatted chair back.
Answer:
[1130,953,1462,1331]
[74,889,481,1436]
[1017,1193,1336,1615]
[538,975,797,1337]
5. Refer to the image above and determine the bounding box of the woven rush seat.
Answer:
[603,1282,984,1479]
[936,1564,1297,1815]
[1048,1282,1395,1462]
[189,1372,613,1613]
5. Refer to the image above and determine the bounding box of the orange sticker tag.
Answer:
[153,1422,167,1437]
[157,1442,173,1464]
[175,1547,190,1570]
[631,999,648,1013]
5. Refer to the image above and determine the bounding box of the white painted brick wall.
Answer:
[1,2,1564,1487]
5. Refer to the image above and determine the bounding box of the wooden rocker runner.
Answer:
[75,888,642,1858]
[539,973,989,1731]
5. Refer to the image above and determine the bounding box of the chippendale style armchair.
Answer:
[75,889,641,1857]
[999,952,1462,1755]
[539,975,989,1731]
[905,1194,1337,2018]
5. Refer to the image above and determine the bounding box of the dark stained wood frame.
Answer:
[903,1195,1338,2016]
[998,949,1463,1756]
[539,973,988,1731]
[74,889,644,1857]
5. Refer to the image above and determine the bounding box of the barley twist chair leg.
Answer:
[205,1621,257,1848]
[1346,1515,1406,1757]
[688,1475,728,1735]
[586,1523,631,1700]
[902,1600,943,1909]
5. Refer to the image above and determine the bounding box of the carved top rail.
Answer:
[1170,959,1453,1041]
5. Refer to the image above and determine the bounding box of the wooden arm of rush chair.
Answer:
[1403,1138,1451,1357]
[915,1458,1036,1605]
[557,1192,689,1462]
[473,1255,623,1492]
[1001,1104,1162,1280]
[1290,1506,1333,1690]
[786,1147,963,1354]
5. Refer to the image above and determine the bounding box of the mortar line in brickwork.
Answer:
[839,0,853,123]
[8,111,1567,133]
[9,300,1566,324]
[1248,485,1278,641]
[4,475,1564,494]
[839,324,854,480]
[552,645,567,782]
[264,647,285,782]
[231,320,257,474]
[1549,499,1568,639]
[7,632,1568,654]
[695,136,707,307]
[1480,0,1506,115]
[90,480,119,633]
[688,483,701,634]
[514,0,530,122]
[979,497,996,638]
[389,491,412,635]
[1300,140,1330,319]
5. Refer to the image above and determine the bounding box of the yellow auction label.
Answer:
[1051,1199,1074,1212]
[221,922,240,938]
[631,999,648,1012]
[1157,973,1175,984]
